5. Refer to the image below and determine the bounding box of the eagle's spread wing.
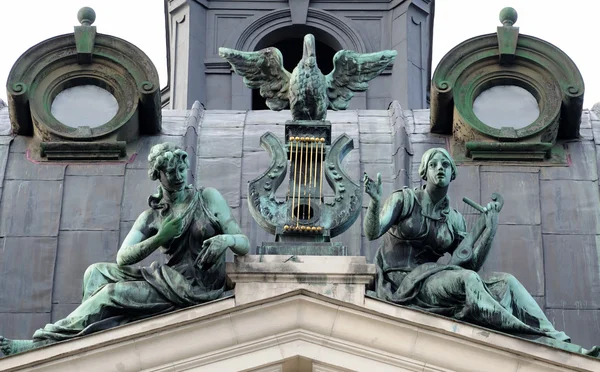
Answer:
[219,47,291,110]
[325,50,397,110]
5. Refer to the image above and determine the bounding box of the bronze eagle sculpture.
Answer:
[219,34,397,121]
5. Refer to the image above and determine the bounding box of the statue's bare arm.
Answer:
[363,172,403,240]
[197,187,250,265]
[116,210,163,266]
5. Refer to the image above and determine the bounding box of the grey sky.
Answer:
[0,1,597,108]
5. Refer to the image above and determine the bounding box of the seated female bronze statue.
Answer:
[0,143,250,355]
[363,147,570,342]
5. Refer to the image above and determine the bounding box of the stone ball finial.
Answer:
[499,7,518,27]
[77,7,96,26]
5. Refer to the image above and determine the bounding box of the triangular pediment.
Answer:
[0,290,597,372]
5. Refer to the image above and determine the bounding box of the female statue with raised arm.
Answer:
[0,143,250,355]
[363,147,570,342]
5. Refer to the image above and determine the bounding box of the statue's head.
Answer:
[418,148,457,188]
[148,143,190,191]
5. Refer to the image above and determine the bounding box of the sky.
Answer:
[0,0,598,108]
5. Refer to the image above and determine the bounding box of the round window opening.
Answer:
[473,85,539,129]
[51,85,119,128]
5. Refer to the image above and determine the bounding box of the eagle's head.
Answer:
[302,34,317,68]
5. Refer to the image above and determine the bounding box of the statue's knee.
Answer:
[461,270,482,285]
[83,263,102,283]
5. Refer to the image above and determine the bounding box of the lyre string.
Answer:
[308,138,314,222]
[303,139,309,219]
[319,140,324,206]
[293,138,301,227]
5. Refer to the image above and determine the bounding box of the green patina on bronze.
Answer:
[363,148,599,356]
[219,34,397,121]
[0,143,250,356]
[6,7,161,160]
[219,34,398,254]
[430,7,584,162]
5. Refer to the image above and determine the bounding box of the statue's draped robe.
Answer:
[373,187,569,341]
[33,188,226,342]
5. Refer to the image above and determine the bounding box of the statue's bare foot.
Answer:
[0,336,40,356]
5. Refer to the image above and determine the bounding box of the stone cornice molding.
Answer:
[1,290,597,372]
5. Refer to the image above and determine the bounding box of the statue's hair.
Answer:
[418,148,457,182]
[147,142,190,181]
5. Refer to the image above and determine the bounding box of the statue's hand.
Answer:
[156,214,184,244]
[483,201,500,228]
[199,235,230,266]
[363,172,382,203]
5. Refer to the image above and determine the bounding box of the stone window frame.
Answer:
[429,8,584,163]
[6,8,161,161]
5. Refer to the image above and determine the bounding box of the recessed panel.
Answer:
[473,85,539,129]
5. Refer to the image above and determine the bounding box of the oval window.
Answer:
[473,85,539,129]
[51,85,119,128]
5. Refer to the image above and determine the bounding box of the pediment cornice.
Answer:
[0,290,597,371]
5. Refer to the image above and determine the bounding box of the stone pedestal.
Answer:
[226,255,376,305]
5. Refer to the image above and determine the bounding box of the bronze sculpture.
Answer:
[219,34,397,121]
[363,148,571,342]
[0,143,249,355]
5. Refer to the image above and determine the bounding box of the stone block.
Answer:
[198,126,243,158]
[60,176,124,230]
[245,110,291,124]
[0,145,8,184]
[412,109,430,124]
[362,162,393,183]
[358,116,391,133]
[358,110,388,117]
[126,135,185,169]
[414,123,430,134]
[201,112,246,127]
[327,110,358,123]
[227,255,376,305]
[53,231,120,303]
[448,165,480,212]
[540,180,600,234]
[0,108,10,135]
[481,225,544,296]
[0,237,57,312]
[410,133,446,144]
[545,309,600,350]
[540,142,597,181]
[359,132,392,144]
[8,135,29,153]
[243,124,285,152]
[480,172,541,225]
[0,313,50,340]
[197,157,241,207]
[543,234,600,309]
[5,153,66,180]
[360,143,392,163]
[410,143,441,164]
[1,180,63,236]
[65,163,126,176]
[161,115,190,136]
[120,169,158,221]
